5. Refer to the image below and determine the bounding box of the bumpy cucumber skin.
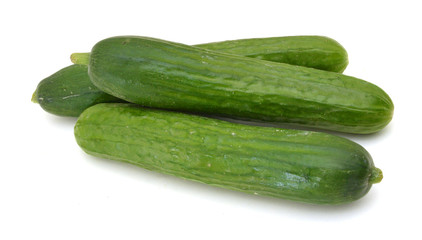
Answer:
[33,65,123,117]
[34,36,349,117]
[197,36,348,73]
[74,103,381,205]
[88,36,393,134]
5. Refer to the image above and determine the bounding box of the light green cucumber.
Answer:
[195,35,348,73]
[74,103,383,205]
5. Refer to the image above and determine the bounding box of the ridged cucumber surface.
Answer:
[85,36,393,134]
[74,103,383,205]
[35,36,348,117]
[32,64,123,117]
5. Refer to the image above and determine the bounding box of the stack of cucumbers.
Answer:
[32,35,393,205]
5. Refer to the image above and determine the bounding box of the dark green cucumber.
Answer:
[34,36,348,117]
[84,36,393,134]
[32,64,124,117]
[74,103,383,205]
[195,35,348,73]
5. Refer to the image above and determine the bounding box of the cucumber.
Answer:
[195,35,348,73]
[73,35,349,72]
[35,36,349,117]
[74,103,383,205]
[31,64,123,117]
[82,36,393,134]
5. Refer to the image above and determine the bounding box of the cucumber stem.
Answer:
[70,52,90,65]
[369,167,383,184]
[31,90,38,103]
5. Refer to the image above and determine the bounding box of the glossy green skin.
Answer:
[88,36,394,134]
[34,36,348,117]
[74,103,381,205]
[196,36,348,73]
[32,65,123,117]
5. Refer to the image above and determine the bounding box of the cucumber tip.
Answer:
[31,90,38,103]
[369,167,383,184]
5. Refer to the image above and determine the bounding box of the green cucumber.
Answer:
[34,36,348,117]
[74,103,383,205]
[73,35,349,72]
[195,35,348,73]
[31,64,124,117]
[81,36,393,134]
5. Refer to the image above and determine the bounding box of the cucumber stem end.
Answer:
[70,52,90,65]
[369,167,383,184]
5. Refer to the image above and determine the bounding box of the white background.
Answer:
[1,0,421,239]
